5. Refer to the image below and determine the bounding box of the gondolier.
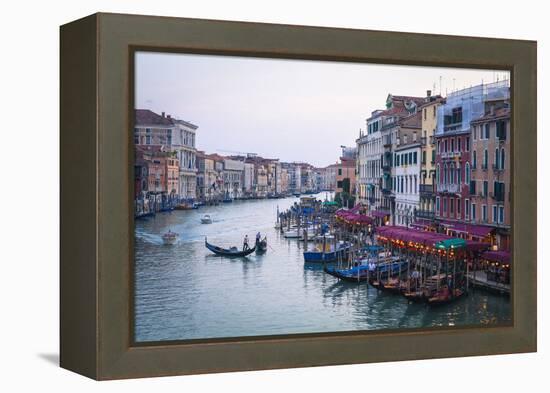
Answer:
[243,235,250,251]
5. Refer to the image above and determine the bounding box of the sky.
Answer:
[135,52,509,168]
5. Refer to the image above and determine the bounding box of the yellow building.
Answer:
[417,92,444,219]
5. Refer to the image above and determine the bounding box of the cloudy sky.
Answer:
[135,52,509,168]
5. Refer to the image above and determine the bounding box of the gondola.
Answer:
[428,287,465,306]
[204,238,256,257]
[255,238,268,254]
[324,265,370,283]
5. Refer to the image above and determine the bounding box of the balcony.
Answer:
[440,151,461,159]
[492,164,504,173]
[419,184,435,195]
[415,210,435,220]
[437,183,460,193]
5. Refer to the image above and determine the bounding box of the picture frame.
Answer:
[60,12,537,380]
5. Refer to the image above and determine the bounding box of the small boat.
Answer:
[204,238,256,257]
[324,264,371,282]
[201,214,213,224]
[162,230,178,245]
[303,242,351,263]
[256,237,268,254]
[135,211,155,219]
[428,287,465,306]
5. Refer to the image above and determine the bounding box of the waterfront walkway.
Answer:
[468,270,510,294]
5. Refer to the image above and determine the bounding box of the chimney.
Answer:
[161,112,165,118]
[167,114,171,120]
[427,90,432,97]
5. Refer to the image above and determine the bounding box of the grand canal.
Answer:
[134,193,511,342]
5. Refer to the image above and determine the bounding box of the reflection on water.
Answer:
[134,193,511,342]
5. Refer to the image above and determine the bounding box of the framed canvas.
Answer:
[60,12,537,380]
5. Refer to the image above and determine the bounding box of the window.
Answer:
[452,107,463,124]
[444,140,448,152]
[469,180,476,195]
[482,205,487,222]
[465,163,471,184]
[483,149,488,169]
[496,121,506,140]
[443,198,447,214]
[494,148,499,168]
[396,154,400,166]
[338,169,342,176]
[451,139,454,152]
[457,198,461,216]
[473,126,477,141]
[471,203,476,220]
[457,138,461,152]
[413,152,418,164]
[436,197,440,213]
[485,123,490,139]
[443,164,448,184]
[433,106,436,117]
[466,136,470,151]
[465,199,470,219]
[134,134,139,144]
[423,108,427,120]
[501,148,505,170]
[483,181,488,197]
[457,165,461,184]
[450,198,454,215]
[436,164,440,184]
[409,152,413,164]
[473,151,477,169]
[431,149,435,163]
[499,206,504,223]
[422,151,426,164]
[492,205,498,223]
[438,141,441,153]
[146,135,151,144]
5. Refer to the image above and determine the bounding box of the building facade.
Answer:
[470,102,510,249]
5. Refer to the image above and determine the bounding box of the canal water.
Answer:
[134,192,511,342]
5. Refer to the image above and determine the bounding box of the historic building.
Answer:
[416,92,444,221]
[356,109,383,209]
[470,99,510,249]
[379,94,425,223]
[394,141,421,227]
[172,119,198,201]
[134,109,198,201]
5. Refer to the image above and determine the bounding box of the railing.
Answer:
[437,183,460,193]
[419,184,435,194]
[440,151,461,159]
[492,164,504,172]
[415,210,435,219]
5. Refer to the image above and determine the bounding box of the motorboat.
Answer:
[201,214,213,224]
[162,230,178,245]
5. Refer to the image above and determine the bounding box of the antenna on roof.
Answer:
[439,76,442,95]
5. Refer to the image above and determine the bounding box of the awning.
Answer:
[482,250,511,264]
[436,238,466,250]
[372,210,390,218]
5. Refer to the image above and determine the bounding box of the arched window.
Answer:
[450,163,455,184]
[465,162,471,184]
[457,163,461,184]
[436,164,440,185]
[495,148,499,168]
[473,150,477,169]
[483,149,488,169]
[501,148,505,169]
[444,164,448,184]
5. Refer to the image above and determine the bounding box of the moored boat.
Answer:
[201,214,213,224]
[303,241,351,263]
[324,264,371,282]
